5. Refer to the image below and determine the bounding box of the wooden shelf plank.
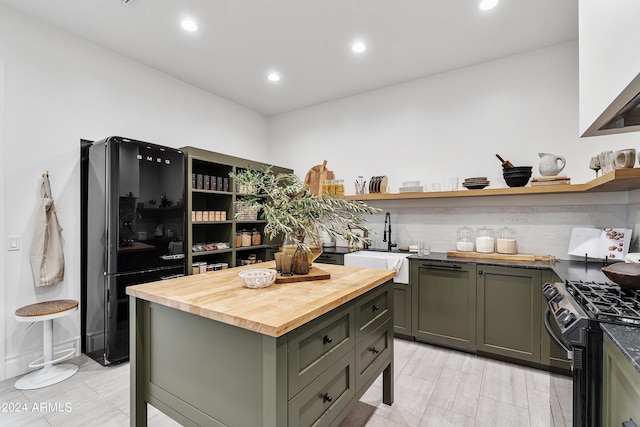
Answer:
[343,168,640,201]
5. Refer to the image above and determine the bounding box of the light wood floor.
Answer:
[0,338,572,426]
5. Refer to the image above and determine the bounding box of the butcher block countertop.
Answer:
[126,262,395,338]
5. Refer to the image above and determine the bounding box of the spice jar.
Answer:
[496,227,517,254]
[251,228,262,246]
[475,226,495,253]
[241,229,252,247]
[456,226,475,252]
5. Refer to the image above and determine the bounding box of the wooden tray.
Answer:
[446,250,557,262]
[275,266,331,284]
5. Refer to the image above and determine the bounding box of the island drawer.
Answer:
[355,281,392,342]
[356,319,392,390]
[287,304,356,398]
[288,351,356,427]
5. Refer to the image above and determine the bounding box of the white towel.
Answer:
[386,256,403,277]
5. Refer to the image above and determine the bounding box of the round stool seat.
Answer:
[16,299,78,319]
[14,299,79,390]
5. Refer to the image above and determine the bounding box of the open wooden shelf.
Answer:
[343,168,640,201]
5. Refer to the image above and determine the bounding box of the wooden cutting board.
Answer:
[275,266,331,283]
[304,160,334,196]
[446,250,557,262]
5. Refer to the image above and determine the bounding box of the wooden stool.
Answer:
[14,299,79,390]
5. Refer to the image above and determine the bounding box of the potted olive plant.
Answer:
[231,167,380,274]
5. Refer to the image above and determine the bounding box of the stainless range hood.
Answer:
[582,72,640,137]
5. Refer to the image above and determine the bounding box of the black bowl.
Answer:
[504,175,531,187]
[503,166,533,173]
[502,172,532,178]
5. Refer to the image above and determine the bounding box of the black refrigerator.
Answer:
[81,136,186,365]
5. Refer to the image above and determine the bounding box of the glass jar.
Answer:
[456,226,475,252]
[496,227,517,254]
[475,226,495,253]
[251,228,262,246]
[241,229,252,247]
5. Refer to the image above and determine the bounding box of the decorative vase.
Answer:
[280,228,323,274]
[291,247,310,275]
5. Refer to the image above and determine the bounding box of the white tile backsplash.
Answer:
[364,203,636,260]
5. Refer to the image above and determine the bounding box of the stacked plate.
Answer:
[462,177,490,190]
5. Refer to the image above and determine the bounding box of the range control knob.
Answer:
[557,310,576,327]
[542,284,559,301]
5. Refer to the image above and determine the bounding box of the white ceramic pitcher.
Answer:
[538,153,566,176]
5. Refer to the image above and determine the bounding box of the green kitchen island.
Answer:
[126,262,395,427]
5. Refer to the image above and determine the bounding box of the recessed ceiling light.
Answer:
[351,41,367,53]
[267,72,281,82]
[180,18,198,32]
[477,0,499,11]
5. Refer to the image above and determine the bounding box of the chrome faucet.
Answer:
[383,212,397,252]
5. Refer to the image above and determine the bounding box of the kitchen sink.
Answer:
[343,250,410,284]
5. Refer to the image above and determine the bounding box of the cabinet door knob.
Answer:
[478,270,483,275]
[372,304,380,312]
[323,335,332,344]
[370,347,380,354]
[323,393,333,403]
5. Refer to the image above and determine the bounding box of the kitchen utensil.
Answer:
[538,153,566,176]
[601,262,640,289]
[304,160,334,196]
[496,154,514,168]
[355,176,366,195]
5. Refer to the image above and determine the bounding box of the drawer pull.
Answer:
[422,264,462,270]
[323,335,333,344]
[370,347,380,354]
[323,393,333,403]
[372,304,380,312]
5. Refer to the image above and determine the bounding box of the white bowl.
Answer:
[239,269,277,288]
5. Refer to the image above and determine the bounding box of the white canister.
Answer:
[456,226,475,252]
[496,227,517,254]
[475,227,495,253]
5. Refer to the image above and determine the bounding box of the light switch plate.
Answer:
[7,236,20,251]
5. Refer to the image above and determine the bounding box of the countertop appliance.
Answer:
[543,279,640,427]
[81,136,186,365]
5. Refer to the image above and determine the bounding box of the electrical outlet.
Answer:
[7,236,20,251]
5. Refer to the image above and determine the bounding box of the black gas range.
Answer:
[543,279,640,427]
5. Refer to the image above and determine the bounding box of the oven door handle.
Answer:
[544,308,573,358]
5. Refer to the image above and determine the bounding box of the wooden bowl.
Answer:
[601,263,640,289]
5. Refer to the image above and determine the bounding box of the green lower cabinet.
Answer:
[603,334,640,427]
[476,265,542,364]
[393,283,412,336]
[315,253,345,265]
[410,260,477,352]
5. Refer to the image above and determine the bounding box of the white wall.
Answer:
[579,0,640,135]
[1,61,6,381]
[269,41,640,259]
[0,6,270,380]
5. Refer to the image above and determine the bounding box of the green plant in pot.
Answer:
[231,167,381,274]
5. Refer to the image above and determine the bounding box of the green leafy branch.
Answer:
[230,167,381,250]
